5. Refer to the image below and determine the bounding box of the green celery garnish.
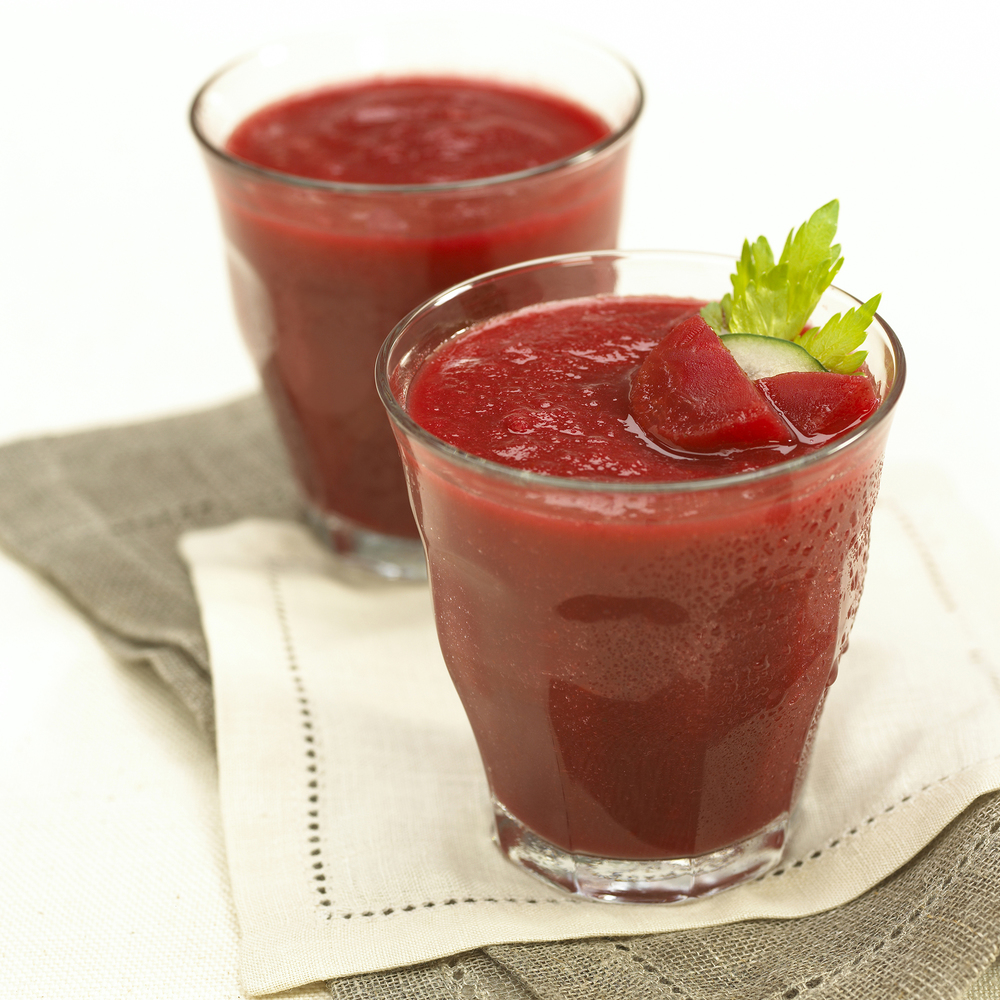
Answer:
[794,293,881,373]
[701,200,880,374]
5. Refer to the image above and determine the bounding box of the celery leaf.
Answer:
[701,200,881,371]
[794,293,880,373]
[700,299,726,333]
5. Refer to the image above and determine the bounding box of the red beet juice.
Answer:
[193,59,640,557]
[379,251,904,901]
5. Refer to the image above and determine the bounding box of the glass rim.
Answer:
[189,22,644,195]
[376,249,907,497]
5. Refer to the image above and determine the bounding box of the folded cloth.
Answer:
[0,396,301,735]
[1,395,998,999]
[179,466,1000,995]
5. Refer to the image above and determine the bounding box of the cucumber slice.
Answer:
[720,334,826,379]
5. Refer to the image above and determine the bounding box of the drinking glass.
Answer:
[377,250,905,902]
[191,21,643,579]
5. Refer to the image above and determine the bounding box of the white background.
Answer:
[1,1,998,996]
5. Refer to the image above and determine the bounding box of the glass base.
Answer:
[492,798,787,903]
[304,503,427,581]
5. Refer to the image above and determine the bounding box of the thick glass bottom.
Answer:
[304,503,427,581]
[493,798,787,903]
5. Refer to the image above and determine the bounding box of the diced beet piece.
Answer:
[757,371,880,441]
[629,316,793,452]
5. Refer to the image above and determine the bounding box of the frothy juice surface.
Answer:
[227,78,608,184]
[401,295,886,860]
[214,77,616,538]
[409,297,877,481]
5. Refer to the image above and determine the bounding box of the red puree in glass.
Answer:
[410,298,877,478]
[227,78,608,184]
[404,297,884,860]
[217,78,615,538]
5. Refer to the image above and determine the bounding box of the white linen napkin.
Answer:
[179,463,1000,996]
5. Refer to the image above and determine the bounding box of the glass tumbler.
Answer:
[377,250,905,901]
[191,21,643,579]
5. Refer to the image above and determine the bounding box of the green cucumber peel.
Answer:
[700,200,881,374]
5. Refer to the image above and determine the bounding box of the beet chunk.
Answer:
[629,316,792,452]
[757,371,879,441]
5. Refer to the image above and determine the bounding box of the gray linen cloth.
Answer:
[1,393,997,1000]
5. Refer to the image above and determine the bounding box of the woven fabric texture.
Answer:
[0,396,301,735]
[330,790,1000,999]
[0,394,998,999]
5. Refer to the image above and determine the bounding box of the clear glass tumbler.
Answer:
[377,250,905,902]
[190,21,643,579]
